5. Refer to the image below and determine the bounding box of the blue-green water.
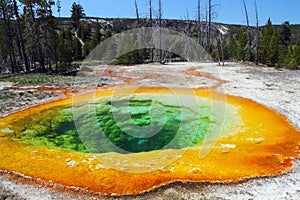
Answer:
[12,96,212,154]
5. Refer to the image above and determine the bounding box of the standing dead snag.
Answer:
[242,0,252,62]
[207,0,212,53]
[254,0,259,65]
[134,0,140,27]
[197,0,202,45]
[148,0,154,62]
[158,0,163,63]
[57,0,61,17]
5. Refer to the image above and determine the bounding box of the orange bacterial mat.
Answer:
[0,69,299,196]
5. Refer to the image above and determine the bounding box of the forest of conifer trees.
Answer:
[0,0,299,74]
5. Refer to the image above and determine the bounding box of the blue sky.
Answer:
[54,0,300,25]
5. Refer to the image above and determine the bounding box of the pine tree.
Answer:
[236,27,247,61]
[13,0,29,72]
[286,44,297,69]
[277,21,292,69]
[57,32,72,70]
[90,25,102,50]
[277,44,288,68]
[225,34,236,60]
[285,35,300,69]
[21,0,50,72]
[40,0,59,71]
[295,35,300,66]
[78,24,91,42]
[280,21,291,47]
[268,29,279,66]
[77,24,83,39]
[0,0,17,73]
[73,37,82,61]
[70,2,85,30]
[259,18,277,66]
[83,42,90,57]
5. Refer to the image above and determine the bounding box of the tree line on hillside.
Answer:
[212,19,300,69]
[0,0,95,73]
[0,0,299,74]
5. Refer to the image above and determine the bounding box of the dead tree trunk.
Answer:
[197,0,202,45]
[184,9,192,61]
[57,0,61,17]
[158,0,163,63]
[220,34,224,66]
[149,0,154,62]
[242,0,252,62]
[149,0,153,24]
[134,0,140,27]
[217,33,224,66]
[254,0,259,65]
[207,0,212,53]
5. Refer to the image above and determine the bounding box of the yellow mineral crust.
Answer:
[0,86,299,196]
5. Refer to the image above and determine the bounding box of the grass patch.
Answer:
[0,74,73,85]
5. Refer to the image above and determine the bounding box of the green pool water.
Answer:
[10,95,239,154]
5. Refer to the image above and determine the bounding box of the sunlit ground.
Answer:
[0,66,299,196]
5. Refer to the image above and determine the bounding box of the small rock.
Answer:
[169,167,175,173]
[30,151,38,155]
[95,164,107,170]
[66,160,78,167]
[220,144,236,149]
[119,167,128,171]
[176,154,182,158]
[88,156,96,162]
[133,163,144,168]
[189,168,202,173]
[163,188,183,200]
[254,138,266,144]
[221,150,230,154]
[54,183,65,191]
[158,167,165,171]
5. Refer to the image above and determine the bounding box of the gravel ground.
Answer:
[0,62,299,200]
